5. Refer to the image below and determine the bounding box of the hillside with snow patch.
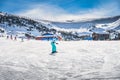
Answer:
[0,12,120,40]
[0,12,82,40]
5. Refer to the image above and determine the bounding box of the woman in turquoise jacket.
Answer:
[51,40,57,54]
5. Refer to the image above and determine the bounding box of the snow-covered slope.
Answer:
[0,12,61,39]
[0,37,120,80]
[96,18,120,30]
[51,15,120,29]
[0,12,120,40]
[47,15,120,38]
[109,18,120,29]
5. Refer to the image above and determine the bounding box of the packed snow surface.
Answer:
[0,38,120,80]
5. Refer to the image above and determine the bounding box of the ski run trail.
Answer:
[0,37,120,80]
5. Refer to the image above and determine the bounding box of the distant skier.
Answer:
[21,37,24,42]
[14,35,17,40]
[51,40,58,54]
[10,35,13,40]
[6,35,9,39]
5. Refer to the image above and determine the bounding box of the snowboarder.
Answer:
[51,40,58,54]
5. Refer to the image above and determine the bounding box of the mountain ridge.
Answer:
[51,15,120,29]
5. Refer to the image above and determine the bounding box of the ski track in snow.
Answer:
[0,38,120,80]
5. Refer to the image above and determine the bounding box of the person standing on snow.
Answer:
[51,40,58,54]
[14,35,17,40]
[10,35,13,40]
[6,35,9,39]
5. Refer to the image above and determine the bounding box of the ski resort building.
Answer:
[92,32,109,40]
[35,33,62,41]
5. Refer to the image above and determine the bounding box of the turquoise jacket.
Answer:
[51,41,56,52]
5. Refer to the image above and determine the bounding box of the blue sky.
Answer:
[0,0,120,21]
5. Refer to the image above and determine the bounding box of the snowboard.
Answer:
[50,51,58,55]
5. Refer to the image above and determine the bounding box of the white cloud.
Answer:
[16,2,120,22]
